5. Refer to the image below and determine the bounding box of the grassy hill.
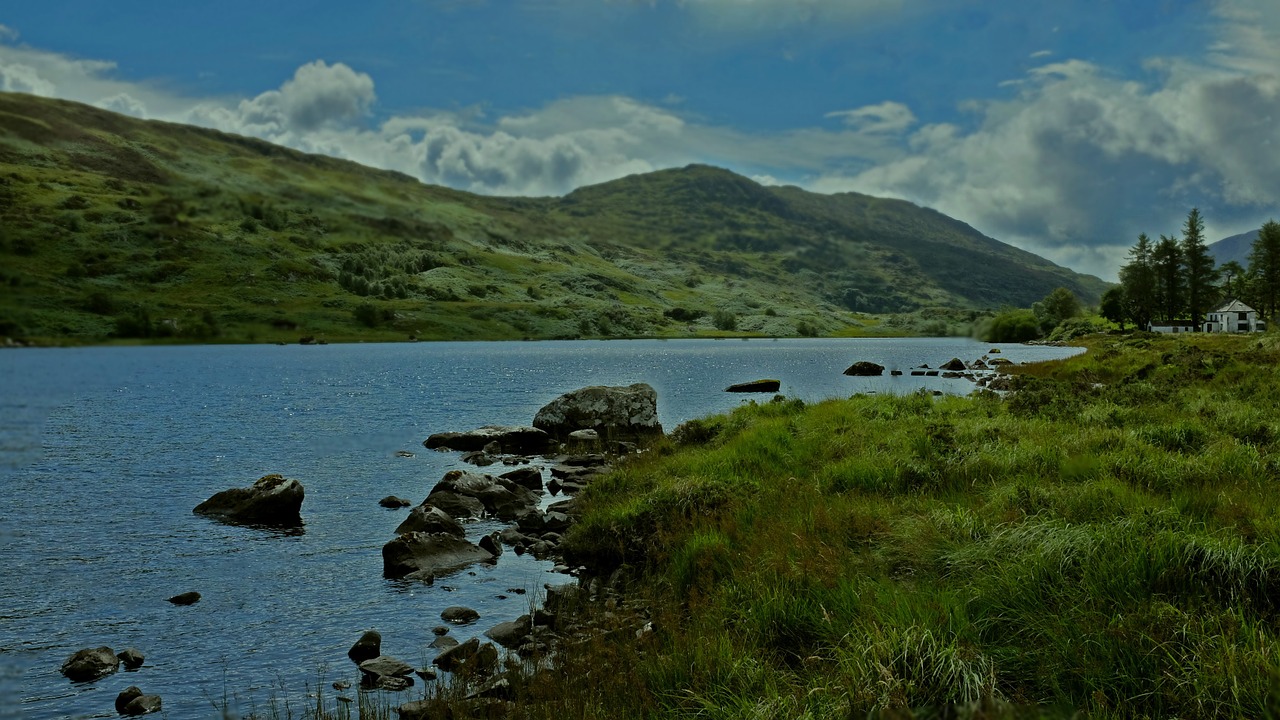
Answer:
[0,92,1109,345]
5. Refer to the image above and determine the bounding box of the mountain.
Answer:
[1209,229,1259,267]
[0,92,1109,344]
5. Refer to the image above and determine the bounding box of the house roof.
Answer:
[1211,299,1257,314]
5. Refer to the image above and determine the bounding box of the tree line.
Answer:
[1102,209,1280,330]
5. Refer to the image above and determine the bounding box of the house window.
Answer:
[1239,323,1249,331]
[1239,312,1248,320]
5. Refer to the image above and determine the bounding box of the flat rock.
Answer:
[727,376,783,392]
[382,532,495,580]
[424,426,554,455]
[168,591,201,606]
[441,606,480,624]
[379,496,412,509]
[428,470,539,521]
[499,466,543,492]
[484,615,533,648]
[193,474,303,527]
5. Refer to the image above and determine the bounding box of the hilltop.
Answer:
[1209,229,1260,267]
[0,92,1109,344]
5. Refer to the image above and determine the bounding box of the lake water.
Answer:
[0,337,1080,719]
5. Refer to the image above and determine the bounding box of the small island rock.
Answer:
[115,686,162,715]
[441,606,481,624]
[941,358,967,371]
[348,630,381,665]
[193,474,303,527]
[382,532,495,580]
[725,379,781,393]
[168,591,201,606]
[117,648,145,670]
[379,496,412,509]
[532,383,662,441]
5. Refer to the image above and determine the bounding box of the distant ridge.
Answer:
[0,92,1109,343]
[1209,229,1260,267]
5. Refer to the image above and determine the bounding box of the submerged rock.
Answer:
[424,426,554,455]
[725,379,781,393]
[167,591,201,606]
[61,647,118,682]
[379,496,412,509]
[193,474,303,527]
[532,383,662,441]
[115,686,162,715]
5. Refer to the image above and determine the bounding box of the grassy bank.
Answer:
[478,332,1280,718]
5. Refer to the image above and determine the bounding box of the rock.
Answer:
[424,426,554,454]
[394,503,465,537]
[193,474,304,527]
[359,656,415,689]
[566,429,601,450]
[910,370,925,376]
[467,676,513,700]
[478,533,503,557]
[942,371,963,379]
[441,606,480,624]
[725,379,781,393]
[499,466,543,492]
[890,370,904,376]
[843,361,884,376]
[115,686,162,715]
[989,357,1013,366]
[432,625,451,636]
[532,383,662,441]
[348,630,381,665]
[61,647,118,682]
[394,450,415,458]
[167,591,201,606]
[398,699,433,719]
[941,358,966,371]
[971,360,988,369]
[433,637,480,671]
[430,635,459,650]
[117,648,144,670]
[484,615,532,649]
[415,667,438,681]
[382,532,496,580]
[925,370,939,377]
[379,496,412,509]
[461,451,497,467]
[990,347,1001,353]
[428,470,539,521]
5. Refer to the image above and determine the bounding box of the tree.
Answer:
[1218,260,1246,300]
[1032,287,1082,334]
[1249,220,1280,319]
[1152,234,1184,322]
[1118,233,1156,329]
[1100,286,1126,330]
[1180,208,1218,330]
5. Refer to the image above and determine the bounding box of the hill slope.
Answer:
[0,93,1108,344]
[1209,229,1260,267]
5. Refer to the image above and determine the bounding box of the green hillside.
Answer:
[0,92,1109,345]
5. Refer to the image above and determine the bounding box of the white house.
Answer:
[1203,299,1266,333]
[1148,320,1200,334]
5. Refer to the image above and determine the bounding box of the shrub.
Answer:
[712,310,738,331]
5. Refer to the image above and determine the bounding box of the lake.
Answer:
[0,337,1080,719]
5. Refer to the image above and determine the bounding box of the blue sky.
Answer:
[2,0,1278,279]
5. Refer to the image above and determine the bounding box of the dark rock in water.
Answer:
[433,637,480,671]
[478,533,503,557]
[942,371,963,379]
[394,450,415,458]
[115,686,162,715]
[382,532,495,580]
[348,630,381,665]
[415,667,438,681]
[532,383,662,441]
[430,635,460,650]
[428,470,539,521]
[61,647,118,682]
[117,648,145,670]
[484,615,533,648]
[725,379,781,393]
[910,370,925,376]
[499,466,542,492]
[890,369,903,376]
[379,496,412,509]
[168,591,201,606]
[441,606,480,624]
[395,503,465,538]
[843,361,884,376]
[424,426,554,454]
[193,474,304,527]
[925,370,940,377]
[461,451,497,467]
[432,625,450,636]
[941,357,967,371]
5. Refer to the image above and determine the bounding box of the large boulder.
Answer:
[940,358,967,371]
[193,474,303,527]
[60,646,118,682]
[532,384,662,441]
[382,532,495,580]
[843,361,884,376]
[424,426,554,455]
[484,615,533,649]
[394,502,465,537]
[428,470,539,521]
[348,630,381,665]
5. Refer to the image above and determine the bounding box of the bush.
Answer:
[712,310,738,331]
[978,309,1041,342]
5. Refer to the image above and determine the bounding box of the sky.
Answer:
[1,0,1278,280]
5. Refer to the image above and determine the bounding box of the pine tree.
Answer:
[1118,233,1156,328]
[1249,220,1280,318]
[1152,234,1184,323]
[1180,208,1217,330]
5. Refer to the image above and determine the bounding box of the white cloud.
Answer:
[0,25,17,42]
[826,101,917,134]
[1029,50,1053,59]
